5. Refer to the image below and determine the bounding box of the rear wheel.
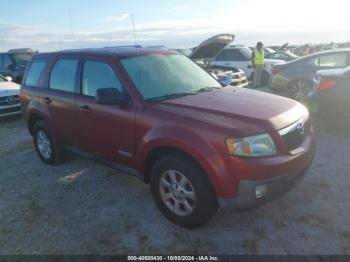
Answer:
[249,70,270,87]
[150,154,218,228]
[288,80,313,104]
[33,121,64,165]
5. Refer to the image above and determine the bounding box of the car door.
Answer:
[42,57,80,147]
[75,58,136,168]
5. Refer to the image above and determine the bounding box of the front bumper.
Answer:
[218,143,315,211]
[0,104,21,117]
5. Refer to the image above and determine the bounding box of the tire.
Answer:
[288,80,313,104]
[33,121,64,165]
[249,70,270,87]
[150,154,218,228]
[261,70,270,86]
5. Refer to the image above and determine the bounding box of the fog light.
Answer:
[255,185,268,199]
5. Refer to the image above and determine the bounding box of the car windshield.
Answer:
[12,53,33,65]
[120,53,222,101]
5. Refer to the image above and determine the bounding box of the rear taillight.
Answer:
[272,67,281,75]
[318,79,337,91]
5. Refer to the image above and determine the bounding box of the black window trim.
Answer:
[24,58,49,88]
[48,57,81,95]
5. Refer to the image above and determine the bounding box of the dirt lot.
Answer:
[0,113,349,255]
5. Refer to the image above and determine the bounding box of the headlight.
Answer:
[226,133,277,157]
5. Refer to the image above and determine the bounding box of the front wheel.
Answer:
[150,155,218,228]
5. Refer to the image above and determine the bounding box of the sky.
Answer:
[1,0,350,52]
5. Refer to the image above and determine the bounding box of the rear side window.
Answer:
[82,60,123,97]
[318,54,347,68]
[50,59,78,92]
[25,59,48,87]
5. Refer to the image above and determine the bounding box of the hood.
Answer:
[279,43,289,51]
[153,86,307,137]
[0,81,20,96]
[190,34,235,60]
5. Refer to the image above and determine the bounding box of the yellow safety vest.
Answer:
[254,49,265,65]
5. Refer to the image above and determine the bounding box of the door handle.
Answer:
[44,97,52,104]
[79,105,92,113]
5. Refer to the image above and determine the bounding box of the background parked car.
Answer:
[265,51,298,62]
[270,49,350,102]
[175,34,249,87]
[309,66,350,129]
[249,47,276,54]
[0,74,21,117]
[211,45,284,86]
[0,48,35,84]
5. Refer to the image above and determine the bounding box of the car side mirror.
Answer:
[95,88,129,106]
[5,76,13,82]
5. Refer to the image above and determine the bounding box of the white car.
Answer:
[174,34,249,87]
[0,75,21,117]
[210,45,285,85]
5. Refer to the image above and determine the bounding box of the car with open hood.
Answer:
[21,47,315,228]
[210,45,285,86]
[0,48,36,84]
[175,34,249,87]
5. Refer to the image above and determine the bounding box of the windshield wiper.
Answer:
[147,92,196,102]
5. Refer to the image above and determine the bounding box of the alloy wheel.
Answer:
[289,80,313,104]
[159,170,196,216]
[37,130,52,159]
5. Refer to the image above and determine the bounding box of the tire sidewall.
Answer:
[33,121,57,165]
[150,155,218,228]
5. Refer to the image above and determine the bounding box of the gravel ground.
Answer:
[0,112,349,255]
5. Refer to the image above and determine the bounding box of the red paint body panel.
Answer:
[21,48,315,200]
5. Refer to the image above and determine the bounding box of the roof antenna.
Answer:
[131,14,137,45]
[68,8,76,49]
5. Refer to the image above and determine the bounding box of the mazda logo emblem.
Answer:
[6,96,17,105]
[296,122,305,135]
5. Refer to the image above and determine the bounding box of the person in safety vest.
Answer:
[251,42,265,87]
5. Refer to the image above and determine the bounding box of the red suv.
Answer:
[20,48,315,228]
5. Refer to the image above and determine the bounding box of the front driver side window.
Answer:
[82,60,124,97]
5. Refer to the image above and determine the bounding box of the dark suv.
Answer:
[0,48,35,83]
[20,48,315,228]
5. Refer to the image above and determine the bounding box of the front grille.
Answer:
[0,95,20,106]
[0,106,21,115]
[279,119,309,151]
